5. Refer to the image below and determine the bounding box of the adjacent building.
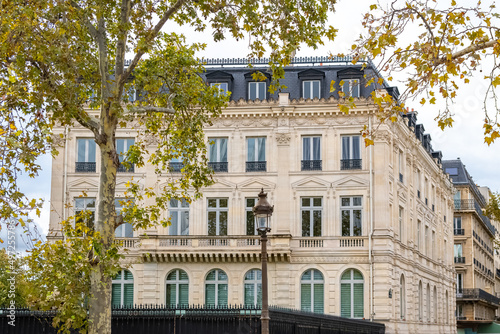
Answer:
[48,57,457,333]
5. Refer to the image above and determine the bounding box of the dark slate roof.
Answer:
[442,159,486,206]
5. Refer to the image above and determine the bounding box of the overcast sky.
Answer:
[10,0,500,246]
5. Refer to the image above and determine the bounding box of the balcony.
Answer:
[75,162,96,172]
[169,162,184,173]
[455,199,496,235]
[246,161,267,172]
[340,159,362,170]
[456,288,500,305]
[454,257,465,264]
[301,160,322,171]
[117,163,134,173]
[454,229,465,235]
[208,162,228,173]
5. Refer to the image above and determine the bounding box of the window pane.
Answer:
[301,284,311,312]
[246,211,255,235]
[208,212,217,236]
[179,284,189,305]
[342,210,351,236]
[219,199,228,207]
[219,138,227,162]
[302,210,311,237]
[312,137,321,160]
[353,210,362,236]
[313,210,321,237]
[247,138,255,161]
[352,136,360,159]
[180,211,189,235]
[77,139,86,162]
[206,271,216,281]
[303,137,310,160]
[302,198,310,207]
[313,198,322,207]
[258,82,266,100]
[123,283,134,306]
[170,211,178,235]
[304,81,311,99]
[353,283,364,318]
[219,212,227,236]
[123,223,133,238]
[312,81,320,98]
[341,198,350,206]
[112,284,122,307]
[249,82,256,100]
[341,283,351,317]
[257,137,266,161]
[218,270,228,281]
[302,270,312,280]
[218,284,228,306]
[353,197,362,206]
[205,284,215,306]
[166,284,176,306]
[244,283,254,306]
[208,199,217,208]
[313,283,324,313]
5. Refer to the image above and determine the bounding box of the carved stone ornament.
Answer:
[222,118,234,127]
[50,133,65,147]
[278,117,289,127]
[276,132,291,145]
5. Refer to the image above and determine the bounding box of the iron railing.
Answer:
[169,162,184,173]
[454,229,465,235]
[340,159,362,170]
[456,288,500,305]
[454,257,465,264]
[75,162,96,172]
[301,160,322,171]
[246,161,267,172]
[455,200,496,235]
[497,269,500,278]
[117,163,134,173]
[208,162,228,172]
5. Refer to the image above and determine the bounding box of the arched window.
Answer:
[112,269,134,307]
[300,269,324,313]
[340,269,363,318]
[400,274,406,319]
[244,269,262,307]
[427,283,431,322]
[433,286,437,323]
[205,269,228,307]
[418,281,423,321]
[166,269,189,307]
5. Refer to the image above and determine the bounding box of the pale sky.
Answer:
[15,0,500,243]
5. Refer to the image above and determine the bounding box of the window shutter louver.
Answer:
[353,283,364,318]
[112,284,121,307]
[124,270,133,280]
[166,284,176,306]
[244,283,254,306]
[123,283,134,307]
[341,283,351,318]
[313,283,324,313]
[205,284,216,306]
[179,284,189,306]
[218,284,228,306]
[301,283,312,312]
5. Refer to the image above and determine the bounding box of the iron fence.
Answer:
[1,305,385,334]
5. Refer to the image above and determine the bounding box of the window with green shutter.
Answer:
[166,269,189,307]
[340,269,363,318]
[244,269,262,307]
[300,269,324,313]
[205,269,228,307]
[111,269,134,307]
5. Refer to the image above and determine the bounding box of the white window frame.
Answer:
[207,198,228,236]
[247,137,266,162]
[208,137,228,163]
[341,196,363,236]
[302,136,321,161]
[302,80,321,99]
[114,198,133,238]
[244,269,262,307]
[248,81,266,100]
[340,269,364,319]
[76,138,96,162]
[112,269,134,307]
[210,82,229,96]
[74,197,96,227]
[301,197,322,237]
[166,269,189,306]
[205,269,228,307]
[301,269,324,313]
[341,79,360,98]
[169,199,189,236]
[341,135,361,160]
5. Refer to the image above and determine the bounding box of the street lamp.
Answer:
[253,188,273,334]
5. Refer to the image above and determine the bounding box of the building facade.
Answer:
[48,57,457,334]
[442,159,500,333]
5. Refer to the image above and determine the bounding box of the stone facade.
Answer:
[48,59,457,334]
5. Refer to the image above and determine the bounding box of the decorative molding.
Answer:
[275,132,291,145]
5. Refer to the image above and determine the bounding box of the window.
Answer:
[445,291,449,324]
[341,197,362,236]
[340,269,364,318]
[208,198,228,236]
[456,273,463,295]
[244,269,262,307]
[246,137,266,172]
[417,220,421,250]
[246,198,258,235]
[426,284,431,322]
[454,216,463,235]
[169,199,189,235]
[445,167,458,175]
[303,80,321,99]
[205,269,228,307]
[248,81,266,100]
[425,226,429,256]
[433,286,437,323]
[75,197,96,229]
[341,79,360,98]
[301,269,324,313]
[302,136,321,170]
[112,269,134,307]
[418,281,423,321]
[208,138,228,172]
[114,198,133,238]
[301,198,322,237]
[432,231,436,259]
[416,170,421,198]
[398,150,404,183]
[454,244,463,263]
[166,269,189,307]
[456,304,463,318]
[76,138,96,172]
[116,138,135,172]
[341,136,361,170]
[400,274,406,319]
[398,207,404,242]
[210,82,229,96]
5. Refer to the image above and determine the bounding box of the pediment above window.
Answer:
[297,69,325,80]
[244,71,272,81]
[205,70,234,81]
[337,67,364,78]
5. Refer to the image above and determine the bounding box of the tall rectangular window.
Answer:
[425,226,429,256]
[301,197,322,237]
[456,273,463,294]
[208,138,228,172]
[114,198,133,238]
[399,207,404,242]
[417,220,421,250]
[246,198,258,235]
[76,138,96,172]
[341,197,362,236]
[169,199,189,236]
[116,138,135,172]
[75,197,96,229]
[416,170,421,198]
[248,82,266,100]
[341,136,361,170]
[342,79,360,98]
[398,150,404,183]
[454,216,463,235]
[303,80,321,99]
[432,231,436,259]
[246,137,266,172]
[302,136,321,171]
[210,82,229,95]
[207,198,228,236]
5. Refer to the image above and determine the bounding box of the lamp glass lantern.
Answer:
[253,189,273,233]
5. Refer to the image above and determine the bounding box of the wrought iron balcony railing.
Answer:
[117,163,134,173]
[169,162,184,173]
[75,162,96,172]
[454,229,465,235]
[301,160,322,171]
[340,159,362,170]
[208,162,228,173]
[456,288,500,305]
[454,257,465,264]
[246,161,267,172]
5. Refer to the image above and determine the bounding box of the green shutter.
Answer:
[166,284,176,306]
[257,283,262,307]
[313,270,323,280]
[218,284,228,306]
[179,270,188,281]
[301,283,311,312]
[123,283,134,307]
[112,284,121,307]
[313,283,324,313]
[244,283,254,306]
[341,283,351,318]
[205,284,215,306]
[179,283,189,306]
[124,270,133,280]
[353,283,364,318]
[352,270,363,280]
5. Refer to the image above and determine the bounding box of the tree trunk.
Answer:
[88,105,118,334]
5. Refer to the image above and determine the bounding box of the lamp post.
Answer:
[253,188,273,334]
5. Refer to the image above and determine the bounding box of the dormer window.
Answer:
[298,69,325,99]
[342,79,360,98]
[206,71,233,97]
[337,67,363,98]
[248,82,266,100]
[210,82,229,96]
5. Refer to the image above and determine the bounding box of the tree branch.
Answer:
[434,39,498,65]
[70,1,99,42]
[115,0,132,83]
